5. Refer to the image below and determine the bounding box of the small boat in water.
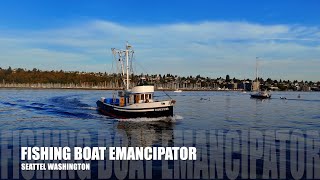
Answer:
[250,58,271,99]
[174,89,182,93]
[251,91,271,99]
[96,43,175,119]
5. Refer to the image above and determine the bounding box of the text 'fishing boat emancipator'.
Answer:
[96,43,176,118]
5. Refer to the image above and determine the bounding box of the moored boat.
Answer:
[250,91,271,99]
[250,58,271,99]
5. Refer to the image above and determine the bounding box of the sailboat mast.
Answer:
[256,57,259,91]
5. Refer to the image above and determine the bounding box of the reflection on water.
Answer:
[117,120,175,147]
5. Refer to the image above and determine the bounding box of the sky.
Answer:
[0,0,319,81]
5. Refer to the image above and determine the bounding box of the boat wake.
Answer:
[0,95,101,120]
[118,114,183,122]
[81,106,98,110]
[174,114,184,120]
[50,95,91,109]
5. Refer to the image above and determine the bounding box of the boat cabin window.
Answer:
[134,94,140,103]
[133,94,152,103]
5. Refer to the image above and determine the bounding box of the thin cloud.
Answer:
[0,20,319,81]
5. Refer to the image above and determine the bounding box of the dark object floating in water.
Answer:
[280,97,287,99]
[250,91,271,99]
[298,94,301,98]
[200,97,210,101]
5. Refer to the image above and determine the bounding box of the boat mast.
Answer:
[111,42,133,90]
[126,42,130,90]
[256,57,259,91]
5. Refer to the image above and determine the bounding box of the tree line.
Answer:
[0,67,318,87]
[0,67,115,84]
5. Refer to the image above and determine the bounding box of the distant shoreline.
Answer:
[0,86,239,91]
[0,86,315,92]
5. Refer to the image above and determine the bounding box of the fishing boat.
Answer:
[250,58,271,99]
[96,43,176,118]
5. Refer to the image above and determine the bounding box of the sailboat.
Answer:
[250,58,271,99]
[96,43,176,118]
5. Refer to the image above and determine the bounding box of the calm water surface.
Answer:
[0,89,319,179]
[0,89,319,131]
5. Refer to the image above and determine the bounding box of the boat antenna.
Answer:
[162,90,172,99]
[126,42,130,90]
